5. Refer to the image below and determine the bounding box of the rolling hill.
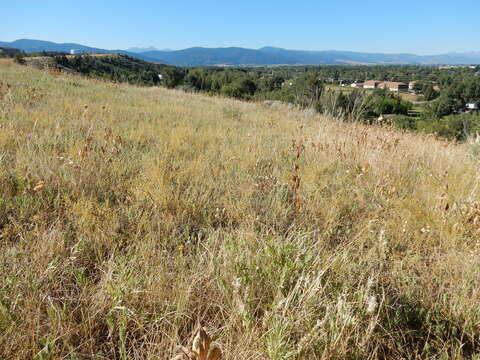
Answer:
[143,46,480,66]
[0,39,107,54]
[125,46,160,53]
[1,58,480,359]
[2,38,480,66]
[0,39,160,63]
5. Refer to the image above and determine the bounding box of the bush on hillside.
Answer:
[13,53,25,65]
[417,113,480,140]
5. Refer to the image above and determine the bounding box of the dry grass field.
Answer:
[1,60,480,359]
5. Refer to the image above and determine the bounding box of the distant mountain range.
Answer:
[2,39,480,66]
[126,46,161,53]
[0,39,161,62]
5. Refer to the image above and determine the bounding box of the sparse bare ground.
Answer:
[1,62,480,359]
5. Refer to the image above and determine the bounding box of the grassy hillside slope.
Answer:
[1,60,480,359]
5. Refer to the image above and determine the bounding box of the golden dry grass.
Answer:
[1,62,480,359]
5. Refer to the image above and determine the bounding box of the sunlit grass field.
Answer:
[1,60,480,359]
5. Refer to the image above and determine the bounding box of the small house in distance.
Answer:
[465,102,479,113]
[363,80,408,92]
[378,81,409,93]
[363,80,383,89]
[408,82,423,94]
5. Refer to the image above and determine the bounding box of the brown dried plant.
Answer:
[32,180,45,192]
[24,86,44,108]
[171,326,222,360]
[0,82,13,115]
[291,138,305,214]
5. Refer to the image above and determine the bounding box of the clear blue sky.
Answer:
[3,0,480,54]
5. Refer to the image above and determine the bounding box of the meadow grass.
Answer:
[1,60,480,359]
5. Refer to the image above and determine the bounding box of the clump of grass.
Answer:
[1,60,480,359]
[222,105,243,121]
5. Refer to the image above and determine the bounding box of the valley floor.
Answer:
[1,60,480,359]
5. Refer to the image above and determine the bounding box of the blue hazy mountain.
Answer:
[2,39,480,66]
[0,39,160,62]
[126,46,161,53]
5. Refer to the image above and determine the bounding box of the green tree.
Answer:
[423,84,439,101]
[186,68,212,91]
[221,77,257,99]
[306,72,323,104]
[14,53,25,65]
[162,67,184,88]
[54,55,69,67]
